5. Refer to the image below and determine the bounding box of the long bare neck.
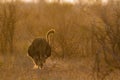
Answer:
[46,29,55,44]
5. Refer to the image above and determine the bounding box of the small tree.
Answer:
[91,1,120,80]
[0,1,16,54]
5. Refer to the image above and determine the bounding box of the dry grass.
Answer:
[0,53,94,80]
[0,53,120,80]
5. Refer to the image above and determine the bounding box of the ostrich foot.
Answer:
[33,64,38,69]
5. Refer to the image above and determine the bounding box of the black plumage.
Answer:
[28,29,55,69]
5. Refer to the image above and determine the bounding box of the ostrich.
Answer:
[28,29,55,69]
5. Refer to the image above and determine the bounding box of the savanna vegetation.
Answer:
[0,0,120,80]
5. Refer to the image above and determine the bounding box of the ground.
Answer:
[0,53,120,80]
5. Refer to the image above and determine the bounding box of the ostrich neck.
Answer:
[46,30,54,44]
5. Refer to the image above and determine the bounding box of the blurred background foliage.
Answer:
[0,0,120,80]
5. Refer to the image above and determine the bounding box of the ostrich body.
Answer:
[28,29,55,69]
